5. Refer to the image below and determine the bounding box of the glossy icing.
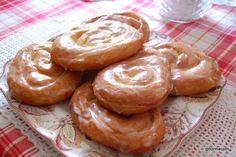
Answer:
[51,11,150,71]
[93,54,172,115]
[52,20,143,71]
[60,20,140,50]
[144,41,222,95]
[70,82,165,153]
[83,11,150,43]
[7,42,82,105]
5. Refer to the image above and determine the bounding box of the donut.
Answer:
[93,53,172,115]
[70,82,165,153]
[7,42,82,106]
[51,19,144,71]
[143,40,221,95]
[82,11,150,43]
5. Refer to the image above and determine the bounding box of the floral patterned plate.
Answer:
[0,32,226,156]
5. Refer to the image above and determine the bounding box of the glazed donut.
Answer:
[51,19,143,71]
[93,54,172,115]
[70,82,165,153]
[7,42,82,106]
[82,11,150,43]
[143,40,221,95]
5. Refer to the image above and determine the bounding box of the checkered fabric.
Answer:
[0,123,39,157]
[0,0,235,156]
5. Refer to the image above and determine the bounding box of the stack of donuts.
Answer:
[7,12,221,154]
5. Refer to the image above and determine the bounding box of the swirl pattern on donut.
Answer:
[70,82,165,153]
[51,19,143,71]
[93,54,172,115]
[7,42,82,106]
[143,41,221,95]
[82,11,149,43]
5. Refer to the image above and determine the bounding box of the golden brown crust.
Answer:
[51,11,150,71]
[70,82,165,153]
[93,53,172,115]
[83,11,150,43]
[143,41,222,95]
[7,42,82,106]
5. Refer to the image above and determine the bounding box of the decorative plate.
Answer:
[0,32,226,157]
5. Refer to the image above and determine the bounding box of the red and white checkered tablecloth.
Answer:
[0,0,235,156]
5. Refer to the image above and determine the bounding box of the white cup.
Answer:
[156,0,212,23]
